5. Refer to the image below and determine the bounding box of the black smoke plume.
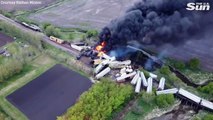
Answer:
[98,0,213,51]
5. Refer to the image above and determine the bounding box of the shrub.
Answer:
[44,25,61,37]
[174,61,185,70]
[159,66,171,75]
[0,59,23,82]
[69,33,74,40]
[155,94,175,108]
[198,82,213,96]
[42,23,52,30]
[86,30,98,38]
[188,58,200,70]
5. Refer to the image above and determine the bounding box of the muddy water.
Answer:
[152,105,196,120]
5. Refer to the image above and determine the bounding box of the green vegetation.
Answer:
[42,23,87,41]
[0,109,11,120]
[0,10,13,18]
[86,30,98,38]
[158,66,181,87]
[203,114,213,120]
[0,21,58,119]
[167,58,200,70]
[43,42,92,76]
[0,55,56,120]
[43,24,62,37]
[173,61,185,70]
[0,42,41,87]
[16,15,39,25]
[198,82,213,96]
[124,93,157,120]
[58,80,133,120]
[155,94,175,108]
[188,58,200,70]
[184,70,213,84]
[167,58,212,84]
[0,59,23,82]
[0,21,43,50]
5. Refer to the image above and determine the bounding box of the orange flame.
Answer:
[95,41,106,52]
[95,41,107,57]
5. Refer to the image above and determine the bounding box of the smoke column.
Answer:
[99,0,213,50]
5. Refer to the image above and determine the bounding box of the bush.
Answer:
[81,34,86,41]
[188,58,200,70]
[131,105,143,115]
[141,91,155,102]
[86,30,98,38]
[58,80,133,120]
[44,25,61,37]
[42,23,52,30]
[159,66,180,84]
[198,82,213,96]
[159,66,171,75]
[155,94,175,108]
[174,61,185,70]
[69,33,74,40]
[0,59,23,82]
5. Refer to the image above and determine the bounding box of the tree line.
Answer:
[0,59,23,82]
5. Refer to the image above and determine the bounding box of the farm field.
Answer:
[6,64,92,120]
[29,0,137,30]
[0,32,14,47]
[0,0,58,12]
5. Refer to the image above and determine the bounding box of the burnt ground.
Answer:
[0,0,57,12]
[29,0,137,30]
[0,32,14,47]
[7,64,92,120]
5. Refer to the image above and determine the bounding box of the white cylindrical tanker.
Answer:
[116,71,136,82]
[158,77,166,90]
[131,72,140,85]
[95,67,111,79]
[140,72,148,87]
[135,77,142,93]
[71,44,84,51]
[149,73,158,79]
[146,77,153,93]
[109,60,131,68]
[94,60,110,74]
